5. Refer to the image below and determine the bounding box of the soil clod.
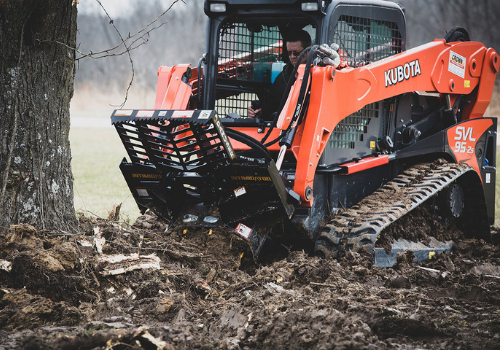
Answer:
[0,215,499,349]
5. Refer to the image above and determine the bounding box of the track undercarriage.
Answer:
[315,160,491,266]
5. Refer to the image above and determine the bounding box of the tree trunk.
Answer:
[0,0,78,234]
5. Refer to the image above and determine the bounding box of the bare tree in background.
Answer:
[75,0,499,96]
[0,0,78,234]
[400,0,500,53]
[75,0,206,97]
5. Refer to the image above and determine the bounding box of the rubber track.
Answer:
[315,161,474,259]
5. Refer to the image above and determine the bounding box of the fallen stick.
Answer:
[310,282,338,288]
[97,253,161,276]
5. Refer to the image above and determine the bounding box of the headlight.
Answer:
[301,2,319,11]
[210,3,226,13]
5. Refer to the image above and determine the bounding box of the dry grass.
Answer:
[71,83,157,116]
[70,85,500,226]
[70,127,140,222]
[69,84,156,223]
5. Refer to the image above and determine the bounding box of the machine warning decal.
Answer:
[137,110,154,117]
[199,110,212,119]
[448,51,466,78]
[114,110,133,116]
[172,110,194,118]
[136,188,149,197]
[384,59,421,87]
[234,186,246,197]
[235,223,252,239]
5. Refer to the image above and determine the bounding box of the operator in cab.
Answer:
[248,30,312,121]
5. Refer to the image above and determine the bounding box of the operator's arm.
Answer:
[247,66,290,120]
[260,69,289,120]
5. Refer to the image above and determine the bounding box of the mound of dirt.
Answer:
[0,216,499,349]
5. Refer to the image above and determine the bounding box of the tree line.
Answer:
[75,0,500,92]
[401,0,499,52]
[75,0,205,91]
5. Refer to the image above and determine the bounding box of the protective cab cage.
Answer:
[201,2,405,121]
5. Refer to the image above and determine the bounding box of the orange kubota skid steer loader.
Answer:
[111,0,498,266]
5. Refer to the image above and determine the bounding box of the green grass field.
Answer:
[70,126,500,226]
[70,127,141,223]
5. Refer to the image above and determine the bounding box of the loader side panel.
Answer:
[319,101,388,165]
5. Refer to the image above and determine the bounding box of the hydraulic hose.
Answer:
[225,128,273,162]
[260,46,314,145]
[263,45,318,148]
[197,55,206,107]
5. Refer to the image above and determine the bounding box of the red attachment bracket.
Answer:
[339,155,389,175]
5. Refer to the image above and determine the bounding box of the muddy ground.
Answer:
[0,213,499,350]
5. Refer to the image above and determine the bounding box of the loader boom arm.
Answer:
[287,40,499,204]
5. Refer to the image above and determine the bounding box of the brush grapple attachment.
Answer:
[112,109,298,254]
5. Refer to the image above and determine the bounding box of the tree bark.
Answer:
[0,0,77,234]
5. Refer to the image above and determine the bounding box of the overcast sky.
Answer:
[77,0,134,16]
